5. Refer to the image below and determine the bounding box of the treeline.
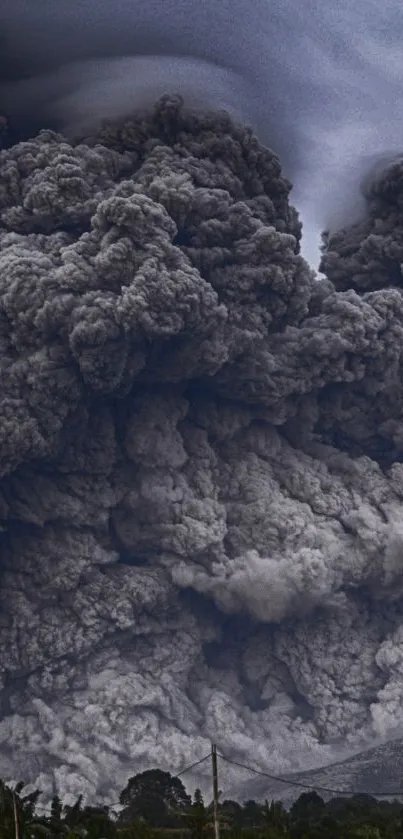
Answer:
[2,769,403,839]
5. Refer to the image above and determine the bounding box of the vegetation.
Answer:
[3,770,403,839]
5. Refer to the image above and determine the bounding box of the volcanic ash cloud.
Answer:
[1,98,403,802]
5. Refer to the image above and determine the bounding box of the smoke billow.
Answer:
[1,96,403,802]
[2,0,403,807]
[2,0,403,267]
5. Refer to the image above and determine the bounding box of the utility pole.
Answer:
[12,791,20,839]
[211,744,220,839]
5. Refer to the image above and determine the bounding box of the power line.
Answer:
[218,752,403,798]
[14,747,403,815]
[108,754,212,805]
[176,753,211,779]
[32,752,211,813]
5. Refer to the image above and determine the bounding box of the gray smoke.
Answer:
[2,0,403,268]
[2,0,403,807]
[1,96,403,804]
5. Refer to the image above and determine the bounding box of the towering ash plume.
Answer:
[1,0,403,807]
[1,96,403,803]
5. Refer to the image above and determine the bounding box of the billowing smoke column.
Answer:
[2,0,403,267]
[1,95,403,803]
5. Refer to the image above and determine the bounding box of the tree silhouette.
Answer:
[119,769,191,827]
[180,789,209,839]
[1,766,403,839]
[0,780,50,839]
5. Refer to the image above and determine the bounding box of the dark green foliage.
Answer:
[2,771,403,839]
[242,801,265,828]
[119,770,192,828]
[0,780,51,839]
[180,789,208,839]
[260,800,289,837]
[220,801,244,830]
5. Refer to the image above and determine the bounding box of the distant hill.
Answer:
[227,739,403,805]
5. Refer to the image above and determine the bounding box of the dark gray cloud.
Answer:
[1,0,403,807]
[2,0,403,268]
[1,98,403,804]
